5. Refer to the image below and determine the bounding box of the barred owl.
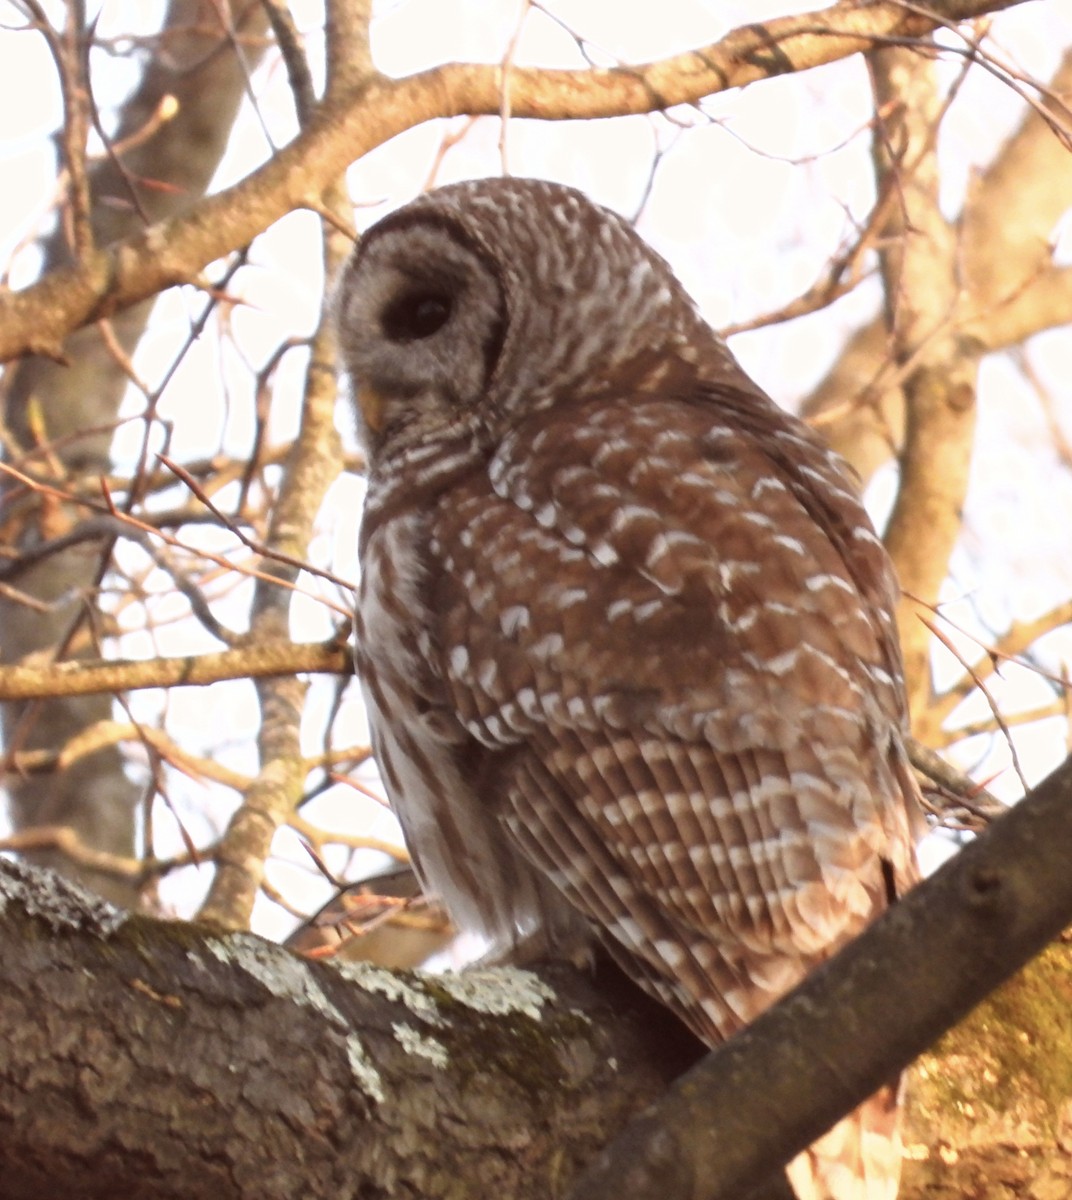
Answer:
[337,177,923,1200]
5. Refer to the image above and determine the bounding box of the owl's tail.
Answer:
[785,1082,903,1200]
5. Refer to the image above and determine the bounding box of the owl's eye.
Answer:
[381,289,453,341]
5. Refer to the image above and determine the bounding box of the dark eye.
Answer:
[381,289,453,341]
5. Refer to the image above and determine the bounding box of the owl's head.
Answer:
[335,177,729,460]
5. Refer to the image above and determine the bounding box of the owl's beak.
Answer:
[358,383,387,434]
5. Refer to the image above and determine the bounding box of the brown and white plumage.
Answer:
[336,177,923,1199]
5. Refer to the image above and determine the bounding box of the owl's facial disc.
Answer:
[339,219,506,447]
[356,280,456,431]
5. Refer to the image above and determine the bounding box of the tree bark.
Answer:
[2,752,1071,1200]
[0,859,680,1200]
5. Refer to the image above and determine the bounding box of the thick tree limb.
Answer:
[1,753,1071,1199]
[0,0,1032,365]
[0,859,677,1200]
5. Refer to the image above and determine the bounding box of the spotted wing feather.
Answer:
[427,390,919,1042]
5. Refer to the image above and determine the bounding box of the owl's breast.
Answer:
[356,496,583,956]
[357,506,437,697]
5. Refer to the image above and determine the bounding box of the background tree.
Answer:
[0,2,1070,1196]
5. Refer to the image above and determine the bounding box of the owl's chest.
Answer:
[356,501,436,671]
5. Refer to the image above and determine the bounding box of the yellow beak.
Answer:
[358,384,387,434]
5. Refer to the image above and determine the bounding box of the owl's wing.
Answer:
[429,390,921,1044]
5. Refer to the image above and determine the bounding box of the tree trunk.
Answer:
[0,1,269,906]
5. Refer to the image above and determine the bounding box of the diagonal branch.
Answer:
[0,0,1033,365]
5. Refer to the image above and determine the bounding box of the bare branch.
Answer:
[801,44,1072,482]
[868,35,982,714]
[0,0,1034,365]
[197,17,354,928]
[931,599,1072,727]
[0,638,351,701]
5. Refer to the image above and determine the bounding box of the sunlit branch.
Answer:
[0,0,1032,365]
[0,638,352,701]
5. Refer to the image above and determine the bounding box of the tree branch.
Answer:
[867,35,983,716]
[2,752,1071,1199]
[0,637,352,701]
[0,0,1033,365]
[196,13,359,930]
[801,45,1072,483]
[0,858,677,1200]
